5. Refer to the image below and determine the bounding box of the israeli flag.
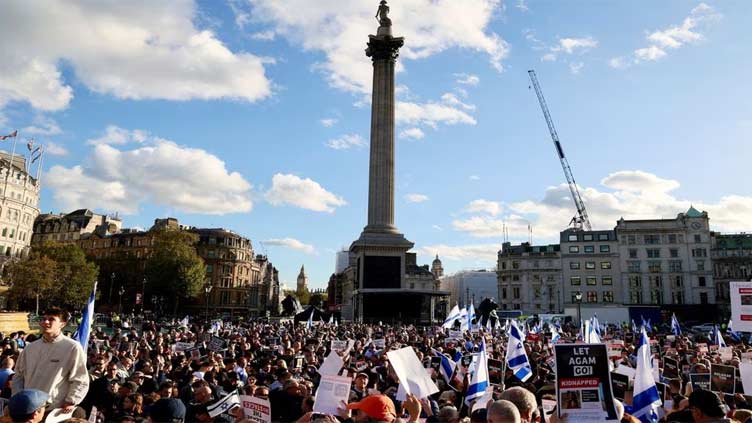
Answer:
[432,348,457,386]
[306,309,314,331]
[671,314,682,336]
[592,314,601,336]
[73,281,97,354]
[207,390,240,417]
[179,315,190,327]
[632,319,638,333]
[443,304,462,329]
[464,303,476,332]
[505,320,532,382]
[465,339,489,405]
[727,319,741,343]
[550,325,561,344]
[642,317,653,333]
[632,327,661,423]
[585,319,602,344]
[714,325,726,347]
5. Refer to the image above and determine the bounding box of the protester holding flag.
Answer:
[631,327,662,423]
[505,320,532,383]
[12,307,89,417]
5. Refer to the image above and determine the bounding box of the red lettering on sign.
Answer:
[559,378,599,388]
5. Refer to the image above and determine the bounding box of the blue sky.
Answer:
[1,0,750,289]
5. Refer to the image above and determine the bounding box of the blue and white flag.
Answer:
[505,320,532,382]
[179,315,190,327]
[73,281,97,354]
[432,349,457,386]
[727,319,742,343]
[465,339,489,405]
[714,325,726,347]
[585,319,602,344]
[592,315,601,336]
[550,325,561,344]
[671,314,681,336]
[463,303,476,332]
[207,390,240,417]
[632,327,661,423]
[632,319,638,333]
[306,309,314,331]
[443,304,462,329]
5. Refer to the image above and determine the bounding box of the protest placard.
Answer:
[710,364,736,394]
[697,343,708,354]
[607,341,623,359]
[209,336,226,351]
[542,399,557,423]
[610,372,629,401]
[173,342,195,352]
[740,363,752,395]
[731,281,752,332]
[313,375,352,415]
[449,330,462,339]
[742,352,752,364]
[239,395,271,423]
[387,347,439,399]
[719,346,733,362]
[331,340,348,352]
[373,339,386,349]
[554,344,618,421]
[488,359,504,386]
[662,356,679,379]
[318,351,344,377]
[689,373,710,391]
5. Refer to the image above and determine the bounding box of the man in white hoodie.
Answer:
[12,307,89,416]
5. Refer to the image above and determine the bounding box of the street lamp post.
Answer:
[108,272,115,304]
[574,291,583,325]
[204,284,213,322]
[141,277,147,314]
[118,286,125,315]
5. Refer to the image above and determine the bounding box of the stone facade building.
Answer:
[32,209,122,245]
[711,232,752,316]
[615,207,714,307]
[560,229,622,308]
[497,242,562,313]
[0,154,41,265]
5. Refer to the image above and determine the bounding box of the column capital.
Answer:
[366,35,404,62]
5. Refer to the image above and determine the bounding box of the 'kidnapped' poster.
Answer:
[554,344,618,421]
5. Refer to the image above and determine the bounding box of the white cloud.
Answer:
[469,175,480,181]
[432,225,443,231]
[399,127,425,140]
[251,30,276,41]
[86,125,149,146]
[45,134,253,215]
[320,118,338,127]
[265,173,347,213]
[23,115,62,135]
[544,36,598,61]
[0,1,272,112]
[608,57,629,69]
[631,3,721,64]
[264,237,316,254]
[465,199,502,216]
[440,93,476,111]
[419,243,501,263]
[396,100,476,128]
[569,62,585,74]
[247,0,509,95]
[44,141,68,156]
[541,53,556,62]
[455,73,480,86]
[404,193,429,203]
[452,169,752,241]
[325,133,366,150]
[515,0,529,12]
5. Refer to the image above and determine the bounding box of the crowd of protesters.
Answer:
[0,306,750,423]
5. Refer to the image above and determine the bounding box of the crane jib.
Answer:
[554,141,565,159]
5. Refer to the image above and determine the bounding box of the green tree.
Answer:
[145,229,206,313]
[309,292,327,308]
[7,242,98,311]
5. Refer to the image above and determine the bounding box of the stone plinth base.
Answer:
[0,312,31,334]
[353,290,446,324]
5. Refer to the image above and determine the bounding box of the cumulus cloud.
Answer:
[399,128,425,140]
[465,199,502,216]
[45,134,253,215]
[0,1,272,112]
[452,169,752,241]
[23,115,62,135]
[246,0,509,95]
[396,100,476,128]
[320,118,338,127]
[469,175,481,181]
[264,237,316,254]
[608,57,629,69]
[455,73,480,86]
[44,141,68,156]
[544,36,598,61]
[631,3,721,63]
[265,173,347,213]
[325,134,367,150]
[404,193,429,203]
[87,125,149,146]
[419,243,501,263]
[569,62,584,74]
[250,30,276,41]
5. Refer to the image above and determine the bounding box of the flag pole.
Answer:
[3,131,18,200]
[35,147,44,184]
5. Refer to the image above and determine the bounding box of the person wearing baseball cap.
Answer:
[8,389,49,423]
[688,389,731,423]
[345,394,400,423]
[147,398,186,423]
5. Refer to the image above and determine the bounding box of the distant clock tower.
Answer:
[297,265,308,292]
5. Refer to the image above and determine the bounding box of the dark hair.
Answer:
[42,307,70,322]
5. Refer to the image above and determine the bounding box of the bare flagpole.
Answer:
[35,147,45,185]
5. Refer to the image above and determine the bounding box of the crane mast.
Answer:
[527,70,592,231]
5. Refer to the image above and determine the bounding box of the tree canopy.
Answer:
[145,229,206,313]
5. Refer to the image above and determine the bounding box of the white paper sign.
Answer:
[614,364,636,380]
[239,395,271,423]
[174,342,195,352]
[331,340,348,352]
[313,375,352,415]
[731,281,752,332]
[318,351,344,376]
[719,347,733,362]
[387,347,439,399]
[741,352,752,364]
[373,339,385,349]
[740,363,752,396]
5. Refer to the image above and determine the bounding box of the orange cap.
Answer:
[347,394,397,422]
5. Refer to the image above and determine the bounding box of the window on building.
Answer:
[502,288,507,300]
[600,245,610,253]
[629,290,642,304]
[668,234,677,244]
[601,261,612,270]
[673,275,683,288]
[694,234,701,243]
[586,276,597,285]
[648,261,662,273]
[628,261,641,272]
[568,234,578,242]
[1,228,5,237]
[650,275,662,287]
[582,245,593,253]
[670,249,679,258]
[629,249,638,258]
[598,233,609,241]
[206,264,213,273]
[512,261,519,269]
[672,291,684,304]
[586,262,596,270]
[651,289,663,304]
[512,275,520,281]
[696,260,705,271]
[583,234,593,241]
[668,261,682,272]
[569,246,580,253]
[570,262,580,270]
[691,248,707,257]
[587,291,598,302]
[208,250,216,258]
[698,276,706,287]
[570,277,581,286]
[513,287,520,299]
[513,304,521,310]
[645,234,660,244]
[629,275,642,288]
[603,291,614,302]
[627,235,636,244]
[647,249,661,258]
[603,277,613,285]
[9,229,14,239]
[571,291,581,302]
[700,292,708,304]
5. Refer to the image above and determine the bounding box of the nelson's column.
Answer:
[349,1,448,323]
